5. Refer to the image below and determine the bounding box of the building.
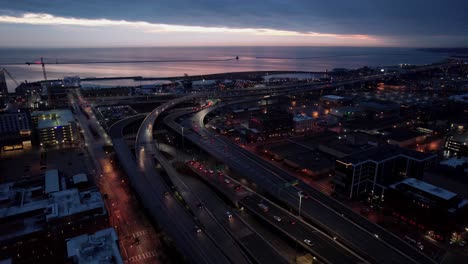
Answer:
[387,178,468,240]
[31,109,78,146]
[66,228,124,264]
[293,114,316,133]
[359,100,400,120]
[444,132,468,157]
[249,110,293,138]
[0,107,32,151]
[320,95,352,107]
[0,175,107,263]
[381,128,427,148]
[333,145,436,199]
[329,106,366,121]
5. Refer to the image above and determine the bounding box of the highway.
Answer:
[129,64,447,263]
[109,110,233,264]
[183,160,365,264]
[173,99,436,264]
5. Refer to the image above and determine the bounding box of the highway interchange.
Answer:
[108,66,447,263]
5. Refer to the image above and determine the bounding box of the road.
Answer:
[109,111,232,264]
[69,91,161,263]
[169,99,436,264]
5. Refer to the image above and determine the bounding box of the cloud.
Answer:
[0,12,375,40]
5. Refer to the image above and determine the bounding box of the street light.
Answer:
[298,191,304,218]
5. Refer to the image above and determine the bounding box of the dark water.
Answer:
[0,46,451,91]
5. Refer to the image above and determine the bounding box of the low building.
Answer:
[320,95,352,107]
[0,176,107,263]
[381,128,427,148]
[329,106,366,121]
[31,109,78,146]
[66,228,123,264]
[333,145,436,199]
[359,100,400,120]
[387,178,468,240]
[293,114,317,133]
[249,110,293,138]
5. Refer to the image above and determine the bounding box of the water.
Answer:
[0,46,453,92]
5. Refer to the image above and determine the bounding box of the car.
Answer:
[303,239,314,246]
[224,179,231,184]
[374,234,379,239]
[234,185,242,191]
[194,226,202,233]
[163,191,170,196]
[257,203,269,212]
[289,220,296,225]
[226,211,233,219]
[273,216,282,222]
[197,203,204,209]
[459,240,466,247]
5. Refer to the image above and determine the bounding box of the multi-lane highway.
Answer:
[170,98,436,264]
[125,64,448,263]
[110,111,234,264]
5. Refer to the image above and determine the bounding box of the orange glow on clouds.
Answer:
[0,12,378,44]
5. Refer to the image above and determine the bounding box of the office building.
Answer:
[0,107,32,151]
[333,145,436,199]
[387,178,468,239]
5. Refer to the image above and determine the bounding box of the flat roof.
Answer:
[32,109,74,129]
[72,173,88,185]
[66,228,124,264]
[339,144,435,164]
[45,169,60,194]
[395,178,458,201]
[293,114,313,122]
[46,188,105,221]
[321,95,345,101]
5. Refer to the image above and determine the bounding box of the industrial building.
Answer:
[31,109,78,146]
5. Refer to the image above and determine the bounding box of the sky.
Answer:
[0,0,467,48]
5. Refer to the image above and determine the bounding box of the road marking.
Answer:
[132,230,148,238]
[127,250,158,262]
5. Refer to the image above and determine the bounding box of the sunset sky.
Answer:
[0,0,467,47]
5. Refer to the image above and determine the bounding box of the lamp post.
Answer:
[298,192,304,218]
[181,127,185,153]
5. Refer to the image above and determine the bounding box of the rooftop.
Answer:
[66,228,124,264]
[293,114,313,122]
[46,188,105,222]
[32,109,75,129]
[321,95,345,101]
[339,144,435,165]
[392,178,458,201]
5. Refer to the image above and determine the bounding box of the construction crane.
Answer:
[0,68,20,88]
[26,57,47,81]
